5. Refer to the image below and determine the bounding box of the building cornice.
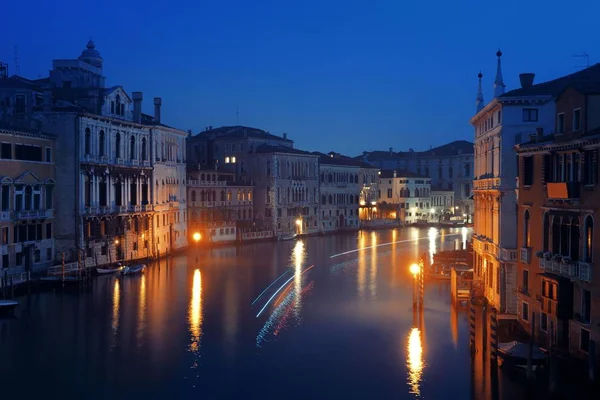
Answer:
[0,127,56,141]
[515,134,600,154]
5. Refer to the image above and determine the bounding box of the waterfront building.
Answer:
[430,186,455,222]
[0,126,55,272]
[315,152,366,232]
[471,51,557,315]
[357,165,380,222]
[186,165,253,243]
[358,140,473,216]
[244,144,320,235]
[515,78,600,362]
[377,170,431,224]
[0,41,188,264]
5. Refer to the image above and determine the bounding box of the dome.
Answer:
[78,40,103,68]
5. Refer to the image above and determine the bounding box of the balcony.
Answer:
[141,204,153,212]
[132,159,139,166]
[520,247,531,264]
[13,209,52,219]
[473,177,501,190]
[547,182,579,202]
[539,257,591,282]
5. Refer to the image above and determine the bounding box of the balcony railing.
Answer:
[539,258,592,282]
[474,177,501,190]
[520,247,531,264]
[13,209,52,219]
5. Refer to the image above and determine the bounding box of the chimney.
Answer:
[389,147,393,156]
[393,170,397,178]
[43,86,53,111]
[153,97,162,123]
[187,129,192,137]
[132,92,143,123]
[519,73,535,88]
[536,127,544,139]
[283,133,287,139]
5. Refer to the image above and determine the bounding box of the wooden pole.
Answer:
[490,307,498,367]
[527,312,535,380]
[470,302,476,356]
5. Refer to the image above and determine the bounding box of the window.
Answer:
[464,163,470,177]
[130,135,136,159]
[582,289,591,323]
[522,269,529,294]
[225,157,230,163]
[1,227,8,245]
[580,329,590,353]
[523,156,533,186]
[449,166,453,177]
[45,147,52,162]
[141,138,147,161]
[522,302,529,321]
[522,108,538,122]
[0,143,11,159]
[540,313,548,332]
[45,185,53,209]
[584,150,598,185]
[99,130,105,157]
[584,216,593,262]
[387,188,392,198]
[231,156,236,163]
[573,109,582,131]
[1,186,9,211]
[543,212,549,251]
[46,223,52,239]
[15,95,26,113]
[523,210,531,247]
[85,128,91,155]
[115,132,121,158]
[15,144,42,161]
[557,113,565,134]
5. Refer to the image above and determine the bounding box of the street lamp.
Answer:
[193,232,201,262]
[410,263,421,309]
[295,218,302,235]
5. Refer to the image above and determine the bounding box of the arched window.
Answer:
[200,173,205,181]
[24,186,32,210]
[585,216,594,262]
[266,161,271,176]
[321,195,326,205]
[115,132,121,158]
[141,137,147,161]
[130,135,136,159]
[248,190,252,201]
[84,128,91,155]
[328,194,333,204]
[220,190,226,202]
[227,191,232,202]
[99,130,105,157]
[407,188,411,197]
[191,190,196,202]
[115,95,121,115]
[200,191,206,202]
[523,209,530,247]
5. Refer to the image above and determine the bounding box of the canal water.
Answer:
[0,227,527,399]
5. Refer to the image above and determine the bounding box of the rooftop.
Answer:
[194,125,292,143]
[360,140,473,161]
[254,143,315,156]
[501,63,600,98]
[312,151,372,168]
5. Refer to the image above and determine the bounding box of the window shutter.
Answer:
[542,154,552,183]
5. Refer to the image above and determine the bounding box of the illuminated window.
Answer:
[231,156,236,163]
[225,157,230,163]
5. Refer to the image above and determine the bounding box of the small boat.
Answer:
[121,264,146,275]
[0,300,19,315]
[97,263,123,275]
[281,233,297,241]
[498,341,547,369]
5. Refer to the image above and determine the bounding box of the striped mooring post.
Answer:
[490,307,499,365]
[469,302,476,355]
[418,256,425,308]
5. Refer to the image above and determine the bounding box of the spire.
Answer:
[494,49,505,97]
[476,71,484,113]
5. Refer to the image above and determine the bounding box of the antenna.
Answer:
[14,46,20,75]
[573,52,589,70]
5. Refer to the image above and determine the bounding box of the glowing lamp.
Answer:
[409,263,420,276]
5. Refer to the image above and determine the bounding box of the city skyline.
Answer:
[3,0,600,155]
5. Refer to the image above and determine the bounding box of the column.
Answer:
[124,176,130,206]
[108,175,112,207]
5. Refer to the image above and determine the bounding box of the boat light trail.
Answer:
[251,269,292,306]
[256,265,315,318]
[330,233,461,259]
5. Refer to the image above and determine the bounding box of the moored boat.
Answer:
[121,264,146,275]
[96,263,123,275]
[498,341,547,369]
[281,233,297,241]
[0,300,18,315]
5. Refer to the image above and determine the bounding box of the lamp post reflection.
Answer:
[111,278,120,348]
[292,240,305,316]
[189,269,203,356]
[137,273,147,346]
[369,232,377,299]
[193,232,201,263]
[406,326,424,396]
[357,232,366,299]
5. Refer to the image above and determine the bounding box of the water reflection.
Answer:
[357,232,366,299]
[411,228,420,259]
[292,240,306,316]
[137,274,147,346]
[189,269,203,355]
[369,232,377,299]
[111,278,120,347]
[461,227,468,250]
[407,327,424,396]
[428,227,438,266]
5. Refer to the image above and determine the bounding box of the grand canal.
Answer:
[0,227,530,399]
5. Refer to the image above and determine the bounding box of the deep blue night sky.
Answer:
[3,0,600,155]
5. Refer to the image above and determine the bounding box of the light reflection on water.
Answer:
[137,274,147,346]
[407,327,424,396]
[369,232,377,299]
[111,278,120,348]
[428,227,438,266]
[292,240,305,316]
[357,232,367,299]
[189,269,203,355]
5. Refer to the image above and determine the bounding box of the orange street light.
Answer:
[193,232,201,243]
[409,263,420,276]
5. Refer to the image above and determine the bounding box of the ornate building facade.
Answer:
[0,126,55,272]
[0,41,188,265]
[377,170,431,224]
